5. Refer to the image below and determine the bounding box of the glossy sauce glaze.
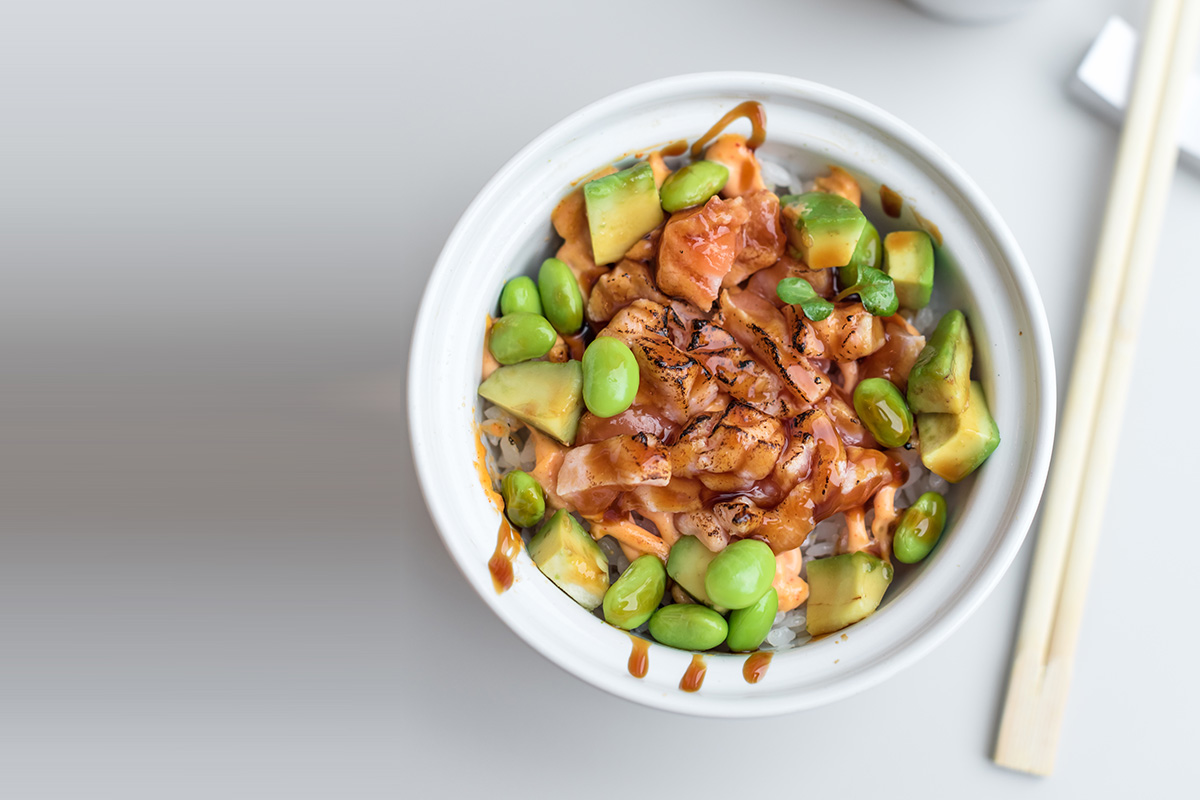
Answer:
[742,651,773,684]
[679,654,707,692]
[690,101,767,157]
[627,635,650,678]
[488,518,522,594]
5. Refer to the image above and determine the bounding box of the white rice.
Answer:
[757,158,800,194]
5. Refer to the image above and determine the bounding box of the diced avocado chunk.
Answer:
[528,510,609,610]
[780,191,868,269]
[917,380,1000,483]
[805,551,893,636]
[478,360,583,445]
[584,163,664,266]
[907,309,973,414]
[883,231,935,310]
[666,535,722,608]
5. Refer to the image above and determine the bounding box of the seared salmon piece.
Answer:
[670,401,785,492]
[656,195,749,311]
[807,302,886,362]
[723,190,786,287]
[717,288,831,405]
[600,301,722,425]
[586,259,669,326]
[556,432,671,517]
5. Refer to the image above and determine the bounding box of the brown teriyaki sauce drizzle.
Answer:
[742,651,773,684]
[680,654,707,692]
[880,184,903,218]
[690,101,767,157]
[488,518,522,594]
[627,635,649,679]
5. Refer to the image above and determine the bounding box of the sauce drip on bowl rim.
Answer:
[627,634,650,678]
[679,654,707,692]
[880,184,903,218]
[742,651,773,684]
[690,101,767,157]
[488,518,522,594]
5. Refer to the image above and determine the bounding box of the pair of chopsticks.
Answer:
[993,0,1200,777]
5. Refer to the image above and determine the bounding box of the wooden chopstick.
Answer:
[994,0,1200,776]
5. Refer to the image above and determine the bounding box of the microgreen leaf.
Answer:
[833,265,898,317]
[777,277,834,321]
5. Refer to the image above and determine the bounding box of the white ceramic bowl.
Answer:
[410,73,1054,716]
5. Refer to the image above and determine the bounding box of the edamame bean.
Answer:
[602,555,666,630]
[499,276,543,316]
[582,336,639,418]
[648,603,728,651]
[537,258,583,334]
[838,219,881,288]
[853,377,914,448]
[704,539,776,610]
[488,312,557,365]
[659,160,730,213]
[727,587,779,652]
[501,470,545,528]
[893,491,947,564]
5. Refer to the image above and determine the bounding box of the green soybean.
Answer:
[500,470,545,528]
[727,587,779,652]
[704,539,776,610]
[582,337,639,418]
[488,312,557,365]
[648,603,728,651]
[660,160,730,213]
[893,491,948,564]
[853,377,914,448]
[837,219,882,288]
[499,276,543,316]
[602,555,666,630]
[537,258,583,334]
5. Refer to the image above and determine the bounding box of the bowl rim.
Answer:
[409,71,1056,716]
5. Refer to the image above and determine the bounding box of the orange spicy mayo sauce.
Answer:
[690,101,767,157]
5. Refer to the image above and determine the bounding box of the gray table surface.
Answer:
[4,0,1197,796]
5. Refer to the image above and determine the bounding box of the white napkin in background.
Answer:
[1073,16,1200,172]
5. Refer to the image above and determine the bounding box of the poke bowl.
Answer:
[409,72,1054,716]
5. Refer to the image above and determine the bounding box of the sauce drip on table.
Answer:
[690,101,767,157]
[880,184,903,218]
[742,651,773,684]
[627,635,649,678]
[680,654,707,692]
[488,518,522,594]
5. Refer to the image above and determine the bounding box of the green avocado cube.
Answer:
[883,231,935,310]
[478,360,584,445]
[529,510,609,610]
[907,309,973,415]
[917,380,1000,483]
[584,163,664,266]
[805,551,893,636]
[781,191,868,269]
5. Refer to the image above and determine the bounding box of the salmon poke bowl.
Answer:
[409,73,1054,715]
